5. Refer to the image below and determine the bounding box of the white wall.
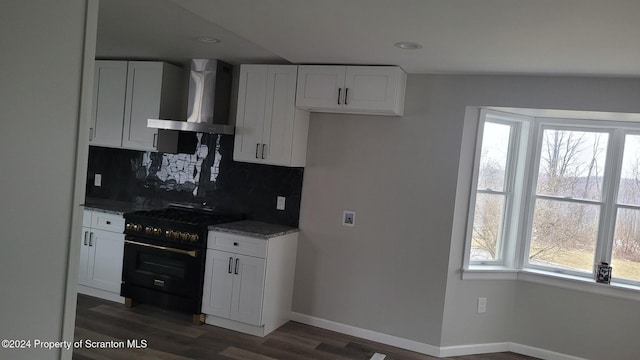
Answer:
[0,1,94,359]
[295,74,640,358]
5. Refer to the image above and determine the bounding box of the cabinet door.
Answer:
[202,250,235,318]
[122,62,163,151]
[295,66,346,110]
[230,254,266,326]
[78,227,91,285]
[90,61,127,147]
[343,66,405,115]
[262,65,298,166]
[233,65,269,163]
[85,229,124,293]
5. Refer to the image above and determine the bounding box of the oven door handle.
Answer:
[124,240,198,258]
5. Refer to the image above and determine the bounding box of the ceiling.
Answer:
[97,0,640,76]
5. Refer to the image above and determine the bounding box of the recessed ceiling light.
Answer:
[196,36,221,44]
[394,41,422,50]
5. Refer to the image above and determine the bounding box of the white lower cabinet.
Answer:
[78,210,125,303]
[202,230,298,336]
[202,250,265,325]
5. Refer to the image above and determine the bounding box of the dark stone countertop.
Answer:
[82,197,168,215]
[210,220,299,239]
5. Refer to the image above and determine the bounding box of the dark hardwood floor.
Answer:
[73,294,539,360]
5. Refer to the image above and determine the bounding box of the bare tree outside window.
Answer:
[612,135,640,281]
[470,122,511,261]
[529,129,608,272]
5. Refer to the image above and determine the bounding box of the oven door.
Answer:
[122,236,204,299]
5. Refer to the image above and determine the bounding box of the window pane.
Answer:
[477,122,511,192]
[536,129,608,200]
[529,199,599,272]
[617,135,640,206]
[611,208,640,282]
[471,193,505,261]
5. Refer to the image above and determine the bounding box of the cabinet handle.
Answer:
[337,88,342,105]
[255,143,260,159]
[345,88,349,105]
[89,232,94,247]
[228,257,233,274]
[84,231,88,246]
[261,144,266,159]
[153,133,158,148]
[89,128,94,141]
[234,258,239,274]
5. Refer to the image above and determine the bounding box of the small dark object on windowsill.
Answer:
[595,262,612,284]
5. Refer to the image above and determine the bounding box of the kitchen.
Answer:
[4,1,640,360]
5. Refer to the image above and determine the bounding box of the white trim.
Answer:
[438,342,510,357]
[518,269,640,301]
[290,312,441,357]
[291,312,585,359]
[510,343,587,360]
[439,342,587,360]
[462,266,640,301]
[77,285,125,304]
[204,315,266,337]
[461,268,519,280]
[61,2,99,360]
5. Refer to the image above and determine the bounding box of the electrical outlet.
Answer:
[342,210,356,227]
[477,297,487,313]
[94,173,102,187]
[276,196,286,210]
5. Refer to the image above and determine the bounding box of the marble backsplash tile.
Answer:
[86,134,303,227]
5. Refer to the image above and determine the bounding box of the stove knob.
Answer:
[165,230,172,238]
[189,234,199,242]
[136,224,143,232]
[153,227,161,235]
[126,224,131,231]
[181,232,189,241]
[145,226,152,234]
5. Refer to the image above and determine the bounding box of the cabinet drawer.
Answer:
[209,232,267,258]
[91,212,125,233]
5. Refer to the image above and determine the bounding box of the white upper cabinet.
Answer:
[296,65,407,116]
[90,60,182,151]
[90,61,128,147]
[234,65,309,167]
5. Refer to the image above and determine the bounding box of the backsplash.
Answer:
[86,134,303,227]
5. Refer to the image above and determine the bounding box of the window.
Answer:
[464,109,640,288]
[470,121,514,263]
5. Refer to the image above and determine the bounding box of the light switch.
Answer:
[94,173,102,187]
[276,196,286,210]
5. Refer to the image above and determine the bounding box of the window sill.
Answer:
[462,267,640,301]
[518,269,640,301]
[462,267,519,280]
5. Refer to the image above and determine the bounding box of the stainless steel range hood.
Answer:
[147,59,234,135]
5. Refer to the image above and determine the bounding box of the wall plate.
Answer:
[342,210,356,227]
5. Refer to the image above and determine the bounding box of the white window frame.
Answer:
[521,121,619,278]
[463,109,532,270]
[461,107,640,297]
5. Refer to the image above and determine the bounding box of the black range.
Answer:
[121,204,240,324]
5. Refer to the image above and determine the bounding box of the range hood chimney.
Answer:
[147,59,234,135]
